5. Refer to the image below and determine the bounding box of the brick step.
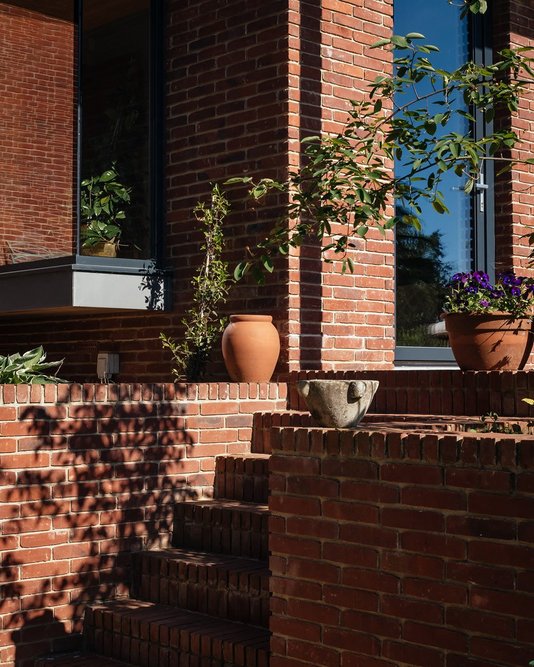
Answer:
[135,548,269,627]
[84,599,269,667]
[36,653,131,667]
[252,410,310,453]
[214,454,270,502]
[172,500,269,560]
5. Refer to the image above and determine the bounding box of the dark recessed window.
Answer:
[80,0,155,260]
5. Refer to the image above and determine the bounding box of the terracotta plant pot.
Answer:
[221,314,280,382]
[444,312,533,371]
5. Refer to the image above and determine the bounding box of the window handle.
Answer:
[475,173,488,212]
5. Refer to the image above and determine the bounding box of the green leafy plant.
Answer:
[476,412,523,435]
[80,165,131,248]
[452,0,487,18]
[227,34,534,280]
[0,347,66,384]
[161,185,232,381]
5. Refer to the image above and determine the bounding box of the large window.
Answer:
[0,0,166,312]
[394,1,493,363]
[80,0,159,260]
[0,0,161,267]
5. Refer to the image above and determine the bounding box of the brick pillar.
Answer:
[493,0,534,276]
[286,0,395,372]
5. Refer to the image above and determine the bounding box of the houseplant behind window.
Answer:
[80,166,131,257]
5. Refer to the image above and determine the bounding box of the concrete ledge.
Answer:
[0,257,171,313]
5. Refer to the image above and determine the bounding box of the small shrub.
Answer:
[0,347,66,384]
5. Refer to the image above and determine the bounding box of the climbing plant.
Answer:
[161,185,232,381]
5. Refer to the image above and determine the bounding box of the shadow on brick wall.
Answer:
[1,400,198,667]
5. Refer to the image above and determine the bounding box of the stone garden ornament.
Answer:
[297,379,379,429]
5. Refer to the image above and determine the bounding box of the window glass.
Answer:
[394,1,472,348]
[80,0,152,259]
[0,1,75,265]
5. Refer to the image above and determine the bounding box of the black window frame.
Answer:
[394,6,495,366]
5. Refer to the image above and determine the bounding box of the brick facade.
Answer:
[0,0,398,381]
[0,381,286,665]
[270,425,534,667]
[0,0,532,378]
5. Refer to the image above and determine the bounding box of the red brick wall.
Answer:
[0,3,75,264]
[165,0,291,373]
[0,0,533,380]
[0,381,286,666]
[270,426,534,667]
[493,0,534,276]
[286,0,395,371]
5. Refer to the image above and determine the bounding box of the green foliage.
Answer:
[396,212,451,346]
[227,34,534,279]
[80,165,131,248]
[450,0,488,18]
[476,412,523,435]
[161,185,232,381]
[444,271,534,318]
[0,347,66,384]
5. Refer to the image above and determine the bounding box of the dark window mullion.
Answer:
[150,0,164,265]
[471,8,495,278]
[76,0,83,256]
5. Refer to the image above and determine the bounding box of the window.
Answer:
[0,0,166,312]
[394,1,493,364]
[80,0,161,261]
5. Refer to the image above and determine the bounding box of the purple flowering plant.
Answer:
[444,270,534,318]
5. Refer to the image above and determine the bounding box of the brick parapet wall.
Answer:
[0,381,286,666]
[286,369,534,417]
[269,426,534,667]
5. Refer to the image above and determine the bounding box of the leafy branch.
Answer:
[227,34,534,279]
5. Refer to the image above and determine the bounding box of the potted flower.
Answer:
[80,165,131,257]
[443,270,534,371]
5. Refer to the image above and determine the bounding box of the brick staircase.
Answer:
[36,451,272,667]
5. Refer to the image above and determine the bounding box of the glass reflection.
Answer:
[394,0,473,348]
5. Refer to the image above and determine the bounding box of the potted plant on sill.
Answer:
[80,165,131,257]
[442,270,534,371]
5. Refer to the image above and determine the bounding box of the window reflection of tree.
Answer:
[396,206,451,347]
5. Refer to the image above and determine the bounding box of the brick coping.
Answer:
[0,381,288,405]
[269,424,534,468]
